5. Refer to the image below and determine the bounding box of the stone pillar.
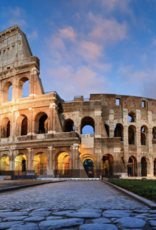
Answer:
[109,110,114,138]
[48,103,57,133]
[71,144,79,177]
[137,157,141,177]
[9,149,14,170]
[94,110,102,137]
[47,146,53,176]
[147,156,153,177]
[27,148,32,171]
[28,108,34,135]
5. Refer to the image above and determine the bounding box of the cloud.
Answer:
[27,30,38,41]
[59,26,76,41]
[78,41,102,62]
[47,65,110,99]
[1,6,27,28]
[88,13,127,43]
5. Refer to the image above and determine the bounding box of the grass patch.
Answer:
[109,178,156,202]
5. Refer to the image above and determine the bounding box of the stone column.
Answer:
[70,144,79,177]
[28,108,34,135]
[109,110,114,138]
[27,148,32,171]
[47,146,53,176]
[94,110,102,137]
[48,103,57,133]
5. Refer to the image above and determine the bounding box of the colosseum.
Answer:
[0,24,155,179]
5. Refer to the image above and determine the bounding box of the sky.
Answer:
[1,0,156,101]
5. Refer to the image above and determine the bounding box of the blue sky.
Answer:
[1,0,156,101]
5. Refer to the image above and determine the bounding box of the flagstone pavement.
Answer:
[0,181,155,229]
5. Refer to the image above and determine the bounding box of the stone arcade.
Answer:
[0,25,156,178]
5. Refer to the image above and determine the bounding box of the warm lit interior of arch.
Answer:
[0,155,9,171]
[33,153,47,175]
[57,152,70,175]
[15,154,27,172]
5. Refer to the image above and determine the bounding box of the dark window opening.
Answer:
[104,124,109,137]
[21,117,28,136]
[128,126,135,145]
[64,119,74,132]
[114,124,123,141]
[39,115,48,134]
[7,121,10,138]
[141,157,147,176]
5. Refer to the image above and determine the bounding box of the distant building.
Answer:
[0,25,155,178]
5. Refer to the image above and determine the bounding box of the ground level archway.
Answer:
[80,154,95,178]
[127,156,137,177]
[101,154,114,176]
[33,153,47,175]
[56,152,70,176]
[141,157,147,177]
[0,155,9,171]
[15,154,27,172]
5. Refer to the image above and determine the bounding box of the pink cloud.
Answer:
[59,26,76,41]
[88,13,127,42]
[78,41,102,61]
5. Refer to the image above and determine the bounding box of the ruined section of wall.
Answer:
[0,25,32,72]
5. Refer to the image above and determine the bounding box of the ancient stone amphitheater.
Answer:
[0,25,155,178]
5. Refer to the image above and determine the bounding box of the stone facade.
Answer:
[0,25,156,178]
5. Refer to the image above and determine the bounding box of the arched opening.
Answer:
[0,155,9,171]
[16,115,28,136]
[141,125,148,145]
[127,156,137,177]
[114,123,123,141]
[81,117,95,134]
[80,154,95,178]
[101,154,114,176]
[104,124,109,137]
[35,112,48,134]
[15,154,27,172]
[33,153,47,175]
[141,157,147,176]
[128,112,135,122]
[56,152,70,176]
[154,159,156,176]
[64,119,75,132]
[1,118,11,138]
[21,117,28,135]
[128,125,136,145]
[18,77,29,98]
[152,127,156,139]
[3,82,12,102]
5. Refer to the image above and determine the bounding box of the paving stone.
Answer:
[39,218,84,229]
[66,211,101,218]
[115,217,146,228]
[24,216,45,221]
[79,223,118,230]
[8,223,39,230]
[0,212,28,218]
[91,217,111,224]
[78,208,102,213]
[103,210,131,218]
[4,216,27,221]
[53,210,74,215]
[46,216,63,220]
[149,220,156,226]
[0,221,24,229]
[29,211,51,216]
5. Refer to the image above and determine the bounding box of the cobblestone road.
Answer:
[0,181,155,229]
